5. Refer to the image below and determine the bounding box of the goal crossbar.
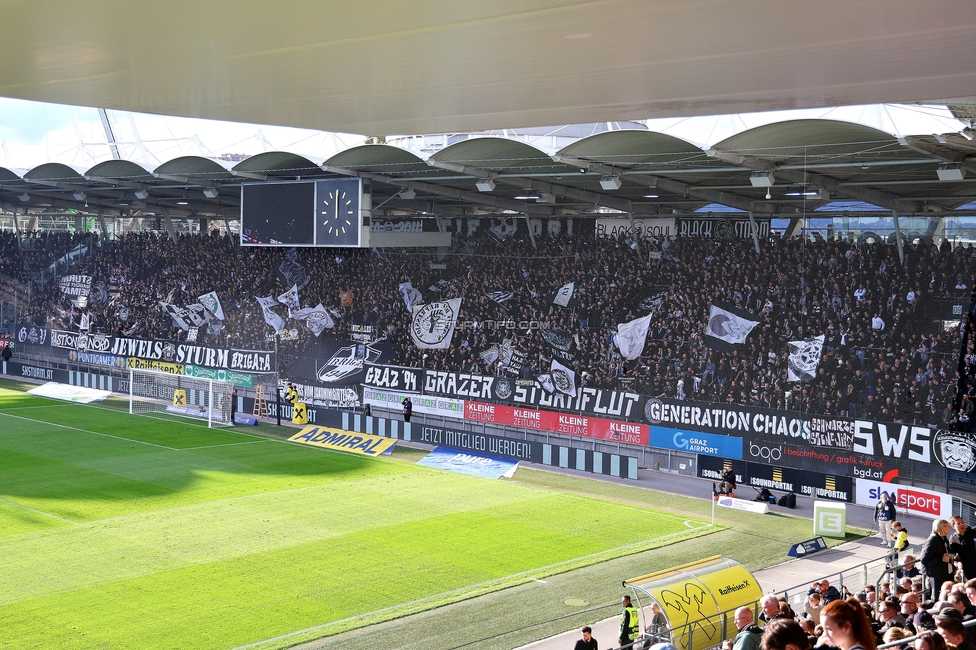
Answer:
[128,367,235,428]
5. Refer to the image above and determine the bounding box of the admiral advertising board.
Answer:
[854,478,952,519]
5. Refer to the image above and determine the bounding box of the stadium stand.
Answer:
[5,227,974,426]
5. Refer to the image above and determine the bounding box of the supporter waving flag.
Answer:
[256,296,285,333]
[552,282,576,308]
[615,313,652,361]
[788,334,825,382]
[197,291,225,321]
[550,358,577,397]
[704,301,760,352]
[277,285,300,312]
[398,282,423,312]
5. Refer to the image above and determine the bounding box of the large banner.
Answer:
[676,217,771,240]
[17,326,49,347]
[697,455,853,502]
[596,217,676,241]
[854,478,952,519]
[50,332,273,372]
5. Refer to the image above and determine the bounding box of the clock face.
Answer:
[315,178,361,246]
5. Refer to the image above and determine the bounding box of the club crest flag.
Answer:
[256,296,285,333]
[410,298,461,350]
[550,358,577,397]
[705,301,759,351]
[293,303,334,336]
[615,313,652,361]
[197,291,225,321]
[160,302,190,331]
[277,285,300,312]
[398,282,424,312]
[788,334,825,382]
[339,289,354,308]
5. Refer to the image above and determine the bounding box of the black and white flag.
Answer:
[59,274,93,309]
[276,248,310,289]
[160,302,190,331]
[292,303,335,336]
[550,358,577,397]
[197,291,225,321]
[486,290,514,307]
[277,285,300,312]
[788,335,825,382]
[615,313,652,361]
[704,301,760,352]
[186,327,199,343]
[398,282,424,312]
[410,298,461,350]
[552,282,576,308]
[540,327,577,362]
[256,296,285,332]
[79,313,91,331]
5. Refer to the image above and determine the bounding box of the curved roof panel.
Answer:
[232,151,322,176]
[154,156,233,178]
[23,162,84,181]
[324,144,428,175]
[558,130,707,166]
[714,119,908,162]
[431,138,567,173]
[0,167,22,182]
[85,160,153,180]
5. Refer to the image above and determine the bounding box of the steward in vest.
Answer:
[620,595,640,647]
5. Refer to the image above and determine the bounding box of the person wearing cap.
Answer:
[574,625,598,650]
[619,595,640,649]
[949,516,976,580]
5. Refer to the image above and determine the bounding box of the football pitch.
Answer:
[0,384,716,650]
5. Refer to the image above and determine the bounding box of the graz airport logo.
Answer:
[412,302,457,347]
[933,429,976,472]
[495,378,513,400]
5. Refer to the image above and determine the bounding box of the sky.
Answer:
[0,97,968,172]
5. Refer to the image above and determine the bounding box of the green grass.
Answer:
[0,385,716,650]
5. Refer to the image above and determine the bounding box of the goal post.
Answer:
[128,367,235,427]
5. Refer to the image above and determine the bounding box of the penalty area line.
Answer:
[0,496,79,525]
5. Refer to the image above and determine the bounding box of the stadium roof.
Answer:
[1,2,975,136]
[1,119,975,222]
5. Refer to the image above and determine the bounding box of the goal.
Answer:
[128,368,235,427]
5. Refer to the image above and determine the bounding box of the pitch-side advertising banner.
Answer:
[288,425,397,457]
[362,387,465,419]
[854,478,952,520]
[463,400,649,445]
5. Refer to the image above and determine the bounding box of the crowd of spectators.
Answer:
[3,224,975,425]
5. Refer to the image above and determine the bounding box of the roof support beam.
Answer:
[898,136,976,178]
[427,159,642,214]
[322,166,555,216]
[707,148,924,213]
[553,154,776,215]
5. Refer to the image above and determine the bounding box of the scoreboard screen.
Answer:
[240,179,362,247]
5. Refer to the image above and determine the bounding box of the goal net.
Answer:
[128,368,235,427]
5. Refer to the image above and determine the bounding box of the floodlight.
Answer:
[73,191,87,201]
[514,188,540,200]
[203,187,220,199]
[749,171,775,187]
[475,178,495,192]
[17,193,29,202]
[937,163,966,181]
[599,175,622,191]
[134,188,150,200]
[536,192,555,204]
[399,188,416,200]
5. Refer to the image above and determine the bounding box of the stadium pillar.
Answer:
[892,209,905,264]
[523,209,536,250]
[747,211,760,253]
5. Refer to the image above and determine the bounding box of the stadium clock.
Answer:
[315,178,362,247]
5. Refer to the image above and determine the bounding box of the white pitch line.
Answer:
[532,578,548,584]
[0,410,180,450]
[0,496,79,525]
[180,440,271,450]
